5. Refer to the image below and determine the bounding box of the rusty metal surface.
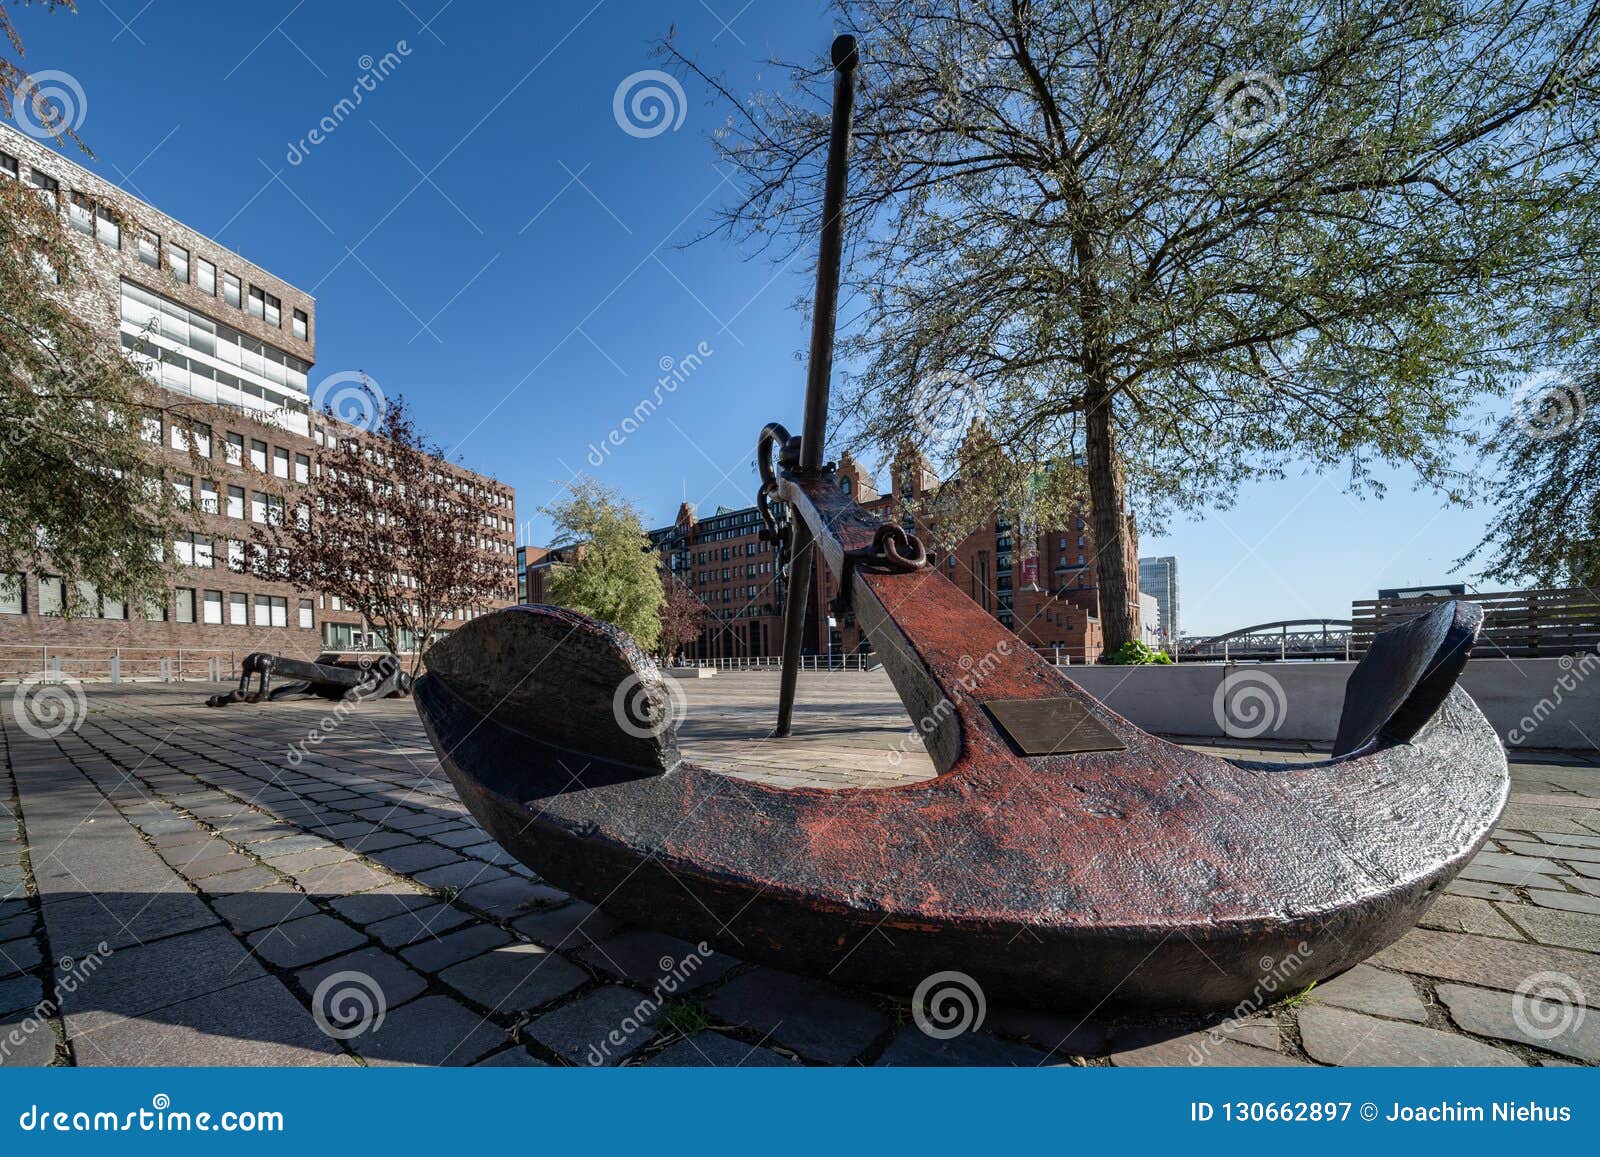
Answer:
[415,576,1508,1009]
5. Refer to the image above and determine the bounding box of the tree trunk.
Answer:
[1072,213,1138,658]
[1084,376,1136,657]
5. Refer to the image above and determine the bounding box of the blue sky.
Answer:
[9,0,1503,635]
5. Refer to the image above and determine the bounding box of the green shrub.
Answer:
[1102,640,1173,665]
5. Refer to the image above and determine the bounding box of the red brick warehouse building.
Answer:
[0,124,518,678]
[516,440,1143,665]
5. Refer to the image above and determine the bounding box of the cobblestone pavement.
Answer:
[1,679,1597,1067]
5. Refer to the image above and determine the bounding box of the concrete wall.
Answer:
[1067,656,1600,750]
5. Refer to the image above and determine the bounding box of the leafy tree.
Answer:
[1,0,193,614]
[675,0,1600,650]
[542,478,663,653]
[1461,367,1598,588]
[658,574,712,662]
[242,386,514,676]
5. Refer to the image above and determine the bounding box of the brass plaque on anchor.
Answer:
[983,698,1127,756]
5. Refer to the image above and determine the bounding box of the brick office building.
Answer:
[0,124,516,677]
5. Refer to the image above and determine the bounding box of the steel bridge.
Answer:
[1179,619,1354,661]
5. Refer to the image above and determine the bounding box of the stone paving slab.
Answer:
[1297,1005,1522,1067]
[0,680,1594,1067]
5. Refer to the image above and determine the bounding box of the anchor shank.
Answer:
[799,34,859,473]
[777,33,859,734]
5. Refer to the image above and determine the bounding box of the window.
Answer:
[95,204,120,249]
[170,474,192,506]
[229,592,248,625]
[253,595,287,627]
[39,577,65,616]
[298,599,314,629]
[224,272,241,308]
[175,588,196,623]
[292,309,308,341]
[103,596,127,620]
[248,285,265,319]
[323,621,357,649]
[75,582,101,618]
[272,447,289,479]
[139,230,160,268]
[224,432,244,465]
[249,439,267,471]
[250,492,268,523]
[293,453,310,484]
[175,534,213,568]
[264,292,281,328]
[202,590,223,624]
[196,257,216,295]
[0,151,16,179]
[226,485,244,519]
[68,192,92,234]
[169,243,189,284]
[0,574,22,614]
[145,597,166,621]
[192,423,211,457]
[199,479,218,513]
[29,169,58,200]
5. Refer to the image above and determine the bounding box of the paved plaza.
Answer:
[1,672,1597,1067]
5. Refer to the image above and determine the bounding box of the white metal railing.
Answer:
[678,648,1082,671]
[0,644,238,684]
[679,653,881,672]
